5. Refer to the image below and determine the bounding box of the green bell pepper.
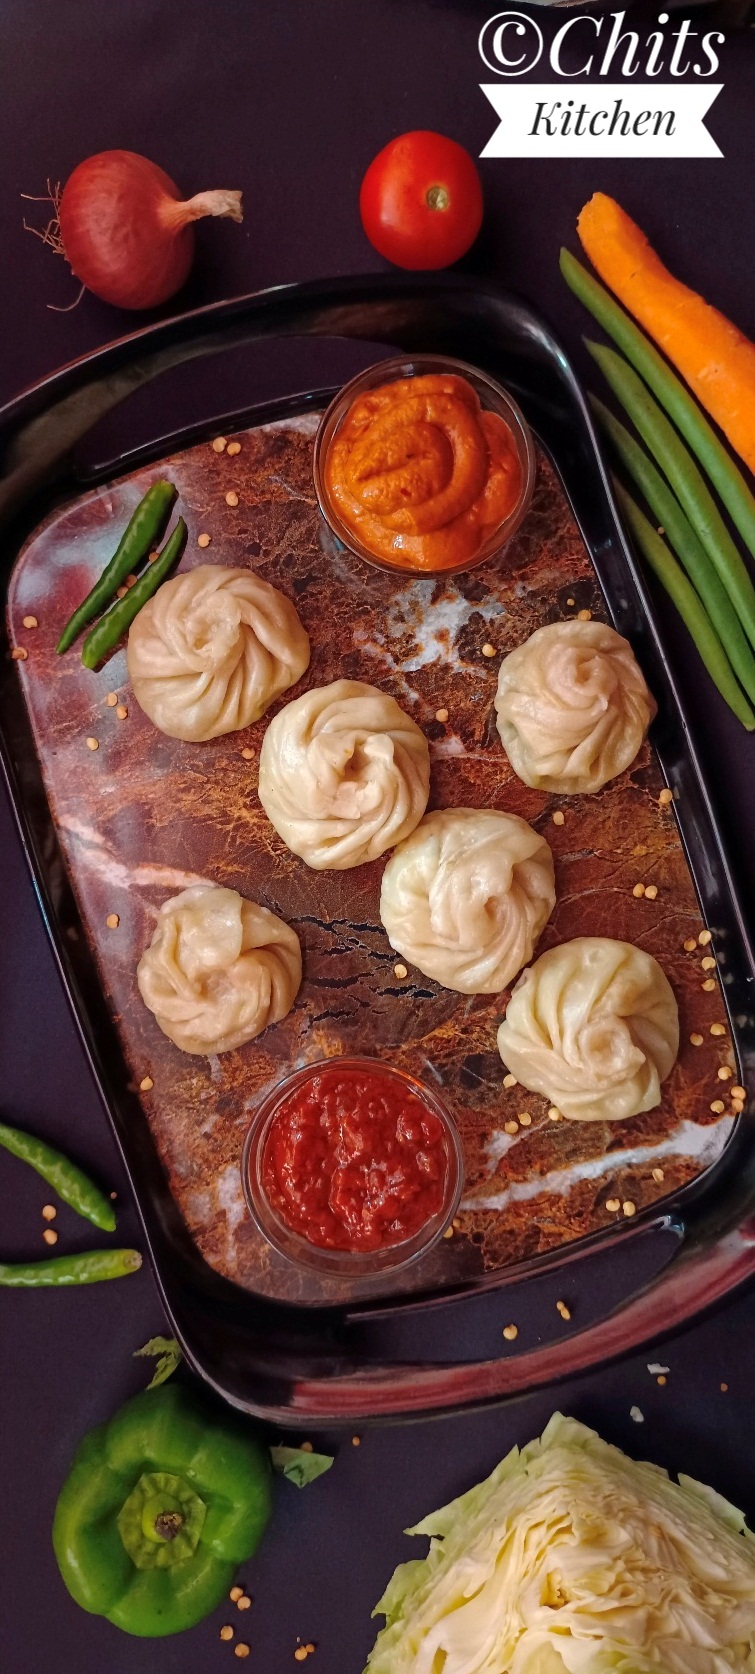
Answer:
[52,1383,272,1637]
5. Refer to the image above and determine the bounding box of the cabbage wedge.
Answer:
[366,1413,755,1674]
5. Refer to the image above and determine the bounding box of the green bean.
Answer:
[81,517,187,670]
[0,1249,142,1287]
[0,1120,116,1231]
[592,397,755,707]
[614,480,755,731]
[586,341,755,654]
[561,250,755,565]
[56,480,177,654]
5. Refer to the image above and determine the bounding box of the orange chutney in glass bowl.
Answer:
[314,355,536,577]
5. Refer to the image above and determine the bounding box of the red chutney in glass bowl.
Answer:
[244,1059,462,1274]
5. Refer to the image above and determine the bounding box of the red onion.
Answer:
[57,150,243,311]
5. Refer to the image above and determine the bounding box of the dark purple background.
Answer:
[2,4,754,1670]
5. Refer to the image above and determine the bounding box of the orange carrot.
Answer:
[577,192,755,475]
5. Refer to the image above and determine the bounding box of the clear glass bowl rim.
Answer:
[312,352,538,579]
[241,1055,464,1279]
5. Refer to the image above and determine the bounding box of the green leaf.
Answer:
[134,1335,183,1389]
[269,1445,334,1488]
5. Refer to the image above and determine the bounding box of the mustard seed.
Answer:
[227,440,242,456]
[42,1204,57,1221]
[503,1073,517,1088]
[698,929,712,945]
[622,1200,636,1217]
[702,979,716,991]
[226,491,239,508]
[683,938,697,952]
[106,913,120,929]
[22,615,38,629]
[106,692,118,707]
[606,1198,621,1212]
[393,963,408,979]
[212,436,228,453]
[658,788,673,806]
[435,708,449,723]
[577,608,592,621]
[502,1323,518,1341]
[552,810,565,826]
[710,1022,726,1036]
[651,1167,665,1183]
[140,1075,154,1092]
[689,1033,703,1046]
[116,704,128,720]
[85,736,99,751]
[632,883,645,898]
[11,646,28,660]
[220,1624,234,1640]
[197,532,211,548]
[43,1228,58,1245]
[644,884,658,900]
[482,642,496,658]
[710,1099,725,1113]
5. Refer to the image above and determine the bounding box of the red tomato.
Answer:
[359,131,483,271]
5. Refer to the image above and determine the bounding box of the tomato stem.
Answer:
[425,185,450,213]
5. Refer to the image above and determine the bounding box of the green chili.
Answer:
[614,480,755,731]
[0,1248,142,1287]
[56,480,177,654]
[0,1120,116,1230]
[561,249,755,565]
[586,340,755,654]
[592,398,755,707]
[81,517,187,670]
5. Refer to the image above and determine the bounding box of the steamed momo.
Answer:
[494,620,656,795]
[136,883,301,1055]
[497,936,679,1121]
[258,679,431,870]
[127,565,310,741]
[380,809,555,994]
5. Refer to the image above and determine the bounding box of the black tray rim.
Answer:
[1,270,754,1425]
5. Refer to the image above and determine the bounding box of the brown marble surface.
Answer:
[6,411,736,1303]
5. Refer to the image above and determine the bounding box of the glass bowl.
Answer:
[242,1056,464,1278]
[312,353,537,579]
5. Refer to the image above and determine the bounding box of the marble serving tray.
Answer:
[6,410,736,1304]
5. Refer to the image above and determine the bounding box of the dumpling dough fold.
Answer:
[137,883,301,1054]
[494,620,656,794]
[497,936,678,1121]
[258,679,431,870]
[380,808,555,994]
[127,565,310,741]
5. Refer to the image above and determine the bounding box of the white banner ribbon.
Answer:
[480,84,723,158]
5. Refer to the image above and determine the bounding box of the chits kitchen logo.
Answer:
[479,10,724,157]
